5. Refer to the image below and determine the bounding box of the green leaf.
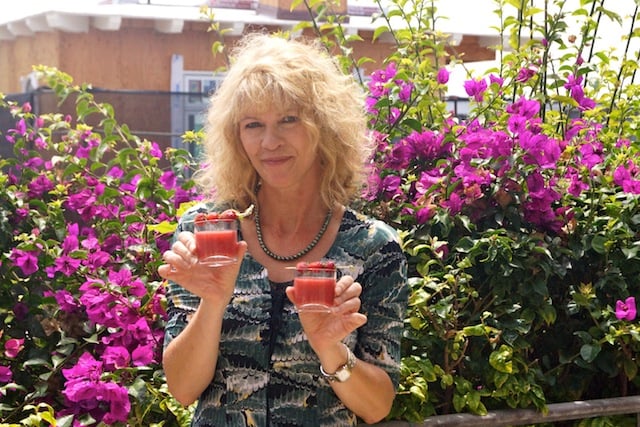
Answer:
[489,345,513,374]
[590,235,607,254]
[579,343,601,363]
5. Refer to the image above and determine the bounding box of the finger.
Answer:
[285,286,297,306]
[158,263,173,279]
[163,249,196,272]
[335,295,362,314]
[334,281,362,306]
[334,275,354,298]
[173,232,197,259]
[345,312,367,330]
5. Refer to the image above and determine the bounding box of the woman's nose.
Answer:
[261,125,282,149]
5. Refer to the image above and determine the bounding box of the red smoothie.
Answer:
[195,229,238,264]
[294,276,335,309]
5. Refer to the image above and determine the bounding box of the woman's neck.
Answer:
[256,186,330,234]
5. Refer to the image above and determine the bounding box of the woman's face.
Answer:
[239,108,322,190]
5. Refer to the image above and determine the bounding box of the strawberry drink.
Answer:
[293,261,336,313]
[194,210,239,266]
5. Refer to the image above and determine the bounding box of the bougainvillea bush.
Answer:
[0,67,197,426]
[328,0,640,422]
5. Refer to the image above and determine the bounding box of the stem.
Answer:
[608,3,638,129]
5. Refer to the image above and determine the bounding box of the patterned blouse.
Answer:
[164,204,409,427]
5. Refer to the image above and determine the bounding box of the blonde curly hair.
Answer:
[194,32,372,210]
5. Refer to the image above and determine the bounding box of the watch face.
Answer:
[334,367,352,382]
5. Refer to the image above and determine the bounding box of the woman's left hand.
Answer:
[285,275,367,352]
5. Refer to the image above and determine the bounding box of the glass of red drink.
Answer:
[293,261,336,313]
[194,217,239,267]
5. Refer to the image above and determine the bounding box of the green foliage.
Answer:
[0,67,198,425]
[301,0,640,422]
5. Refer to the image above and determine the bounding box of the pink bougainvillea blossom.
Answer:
[437,67,449,84]
[4,338,25,359]
[615,297,637,321]
[464,78,488,102]
[9,248,39,276]
[0,365,12,383]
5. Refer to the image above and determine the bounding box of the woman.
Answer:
[159,33,408,426]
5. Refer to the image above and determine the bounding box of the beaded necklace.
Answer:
[254,203,332,262]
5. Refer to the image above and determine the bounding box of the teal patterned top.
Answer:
[164,204,408,427]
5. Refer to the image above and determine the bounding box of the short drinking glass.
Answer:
[293,261,336,313]
[194,216,239,267]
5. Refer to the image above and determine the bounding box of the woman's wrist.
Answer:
[317,342,351,375]
[320,343,356,383]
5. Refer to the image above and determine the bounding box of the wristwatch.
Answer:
[320,343,357,383]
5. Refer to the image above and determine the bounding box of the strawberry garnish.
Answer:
[219,209,238,220]
[297,261,335,271]
[323,261,336,270]
[194,213,207,225]
[193,205,254,225]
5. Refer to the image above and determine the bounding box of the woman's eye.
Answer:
[244,121,262,129]
[281,116,299,124]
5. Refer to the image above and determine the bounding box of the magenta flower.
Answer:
[381,175,402,199]
[149,142,163,158]
[159,170,177,190]
[107,165,124,179]
[53,255,83,277]
[398,81,414,103]
[9,248,39,276]
[102,346,131,369]
[53,289,82,313]
[132,343,154,367]
[0,365,12,383]
[463,78,487,102]
[613,164,640,194]
[516,67,536,83]
[62,352,131,424]
[489,73,504,87]
[27,174,54,198]
[441,192,463,215]
[437,67,449,84]
[4,338,25,358]
[615,297,637,321]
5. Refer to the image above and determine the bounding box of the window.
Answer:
[170,54,225,160]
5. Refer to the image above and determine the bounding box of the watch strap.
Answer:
[320,343,356,383]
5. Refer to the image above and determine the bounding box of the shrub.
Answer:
[324,0,640,421]
[0,67,197,426]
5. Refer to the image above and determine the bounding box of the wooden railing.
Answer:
[361,396,640,426]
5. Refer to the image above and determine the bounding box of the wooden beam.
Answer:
[26,15,51,33]
[7,21,33,37]
[0,26,16,41]
[154,19,184,33]
[46,13,90,33]
[92,16,122,31]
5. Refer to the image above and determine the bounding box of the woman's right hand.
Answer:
[158,231,247,303]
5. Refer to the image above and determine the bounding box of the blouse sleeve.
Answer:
[355,219,409,389]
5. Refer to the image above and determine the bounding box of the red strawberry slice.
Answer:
[195,213,207,225]
[303,261,335,271]
[206,212,220,221]
[323,261,336,270]
[219,209,238,220]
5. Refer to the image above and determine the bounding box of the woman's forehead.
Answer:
[240,104,300,117]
